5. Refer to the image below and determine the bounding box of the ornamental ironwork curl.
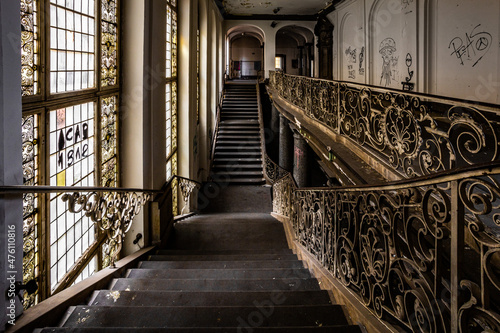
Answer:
[268,71,500,179]
[272,165,500,332]
[62,191,151,267]
[264,154,289,184]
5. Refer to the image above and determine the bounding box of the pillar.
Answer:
[298,46,304,76]
[270,104,280,143]
[279,114,293,172]
[293,132,309,188]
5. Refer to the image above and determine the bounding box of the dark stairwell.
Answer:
[34,185,363,332]
[212,83,265,185]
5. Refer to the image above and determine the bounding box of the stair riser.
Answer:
[61,305,349,328]
[89,290,330,307]
[125,268,311,279]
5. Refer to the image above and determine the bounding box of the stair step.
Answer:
[217,135,260,140]
[215,146,261,151]
[216,140,261,145]
[148,254,297,261]
[125,268,311,279]
[60,305,350,328]
[213,171,264,177]
[37,327,363,332]
[215,152,262,157]
[139,260,304,269]
[212,177,266,184]
[213,158,262,163]
[155,249,293,255]
[212,165,263,171]
[88,290,331,307]
[109,278,321,291]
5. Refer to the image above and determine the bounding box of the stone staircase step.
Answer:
[109,277,322,291]
[215,152,261,157]
[124,268,311,279]
[215,146,261,151]
[213,158,262,163]
[138,260,304,269]
[59,305,350,328]
[216,140,261,145]
[37,327,363,332]
[148,254,298,261]
[212,165,263,172]
[155,249,293,255]
[88,290,332,307]
[213,171,264,177]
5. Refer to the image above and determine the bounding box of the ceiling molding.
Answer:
[224,14,317,21]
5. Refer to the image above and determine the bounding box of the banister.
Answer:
[268,71,500,181]
[5,174,201,311]
[272,161,500,332]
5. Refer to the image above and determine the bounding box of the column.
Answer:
[298,46,304,76]
[305,42,313,77]
[270,104,280,142]
[293,132,309,188]
[279,114,293,172]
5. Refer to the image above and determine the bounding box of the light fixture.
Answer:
[273,7,281,14]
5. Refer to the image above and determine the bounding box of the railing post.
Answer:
[450,180,464,333]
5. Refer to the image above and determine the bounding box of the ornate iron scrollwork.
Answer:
[268,71,500,178]
[271,164,500,332]
[62,191,151,267]
[178,178,200,215]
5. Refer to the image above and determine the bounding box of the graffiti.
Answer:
[359,46,365,76]
[401,0,414,9]
[402,53,414,91]
[379,38,399,87]
[348,65,356,79]
[345,46,357,63]
[449,24,492,67]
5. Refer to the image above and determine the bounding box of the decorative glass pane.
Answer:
[22,114,39,309]
[101,96,118,186]
[172,81,177,152]
[21,0,39,96]
[50,0,96,93]
[101,0,118,87]
[166,6,172,78]
[48,102,96,290]
[102,238,119,268]
[172,10,177,77]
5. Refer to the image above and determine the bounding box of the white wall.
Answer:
[329,0,500,104]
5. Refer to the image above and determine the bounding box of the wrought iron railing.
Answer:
[269,71,500,180]
[0,175,200,310]
[264,154,290,185]
[272,162,500,332]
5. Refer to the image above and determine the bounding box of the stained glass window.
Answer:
[101,0,118,87]
[48,102,96,289]
[22,114,39,308]
[166,0,177,182]
[21,0,120,306]
[101,96,118,187]
[49,0,96,93]
[21,0,39,96]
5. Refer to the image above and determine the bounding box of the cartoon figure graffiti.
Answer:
[379,38,398,87]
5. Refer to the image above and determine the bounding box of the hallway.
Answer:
[34,186,362,332]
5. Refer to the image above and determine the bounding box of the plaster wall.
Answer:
[329,0,500,104]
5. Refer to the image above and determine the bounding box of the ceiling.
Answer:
[219,0,335,17]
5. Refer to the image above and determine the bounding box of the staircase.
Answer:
[35,187,362,332]
[212,83,265,185]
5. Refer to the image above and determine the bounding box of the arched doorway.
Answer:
[275,25,315,77]
[227,26,265,80]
